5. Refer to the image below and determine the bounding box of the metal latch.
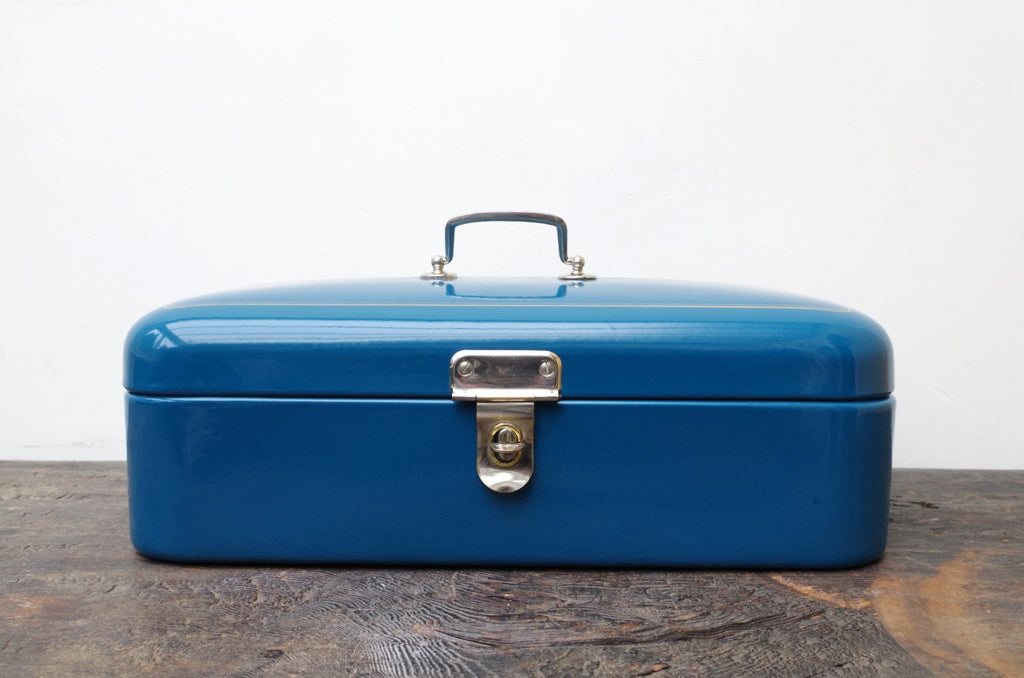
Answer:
[450,350,561,493]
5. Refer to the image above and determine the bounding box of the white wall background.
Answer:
[2,1,1022,468]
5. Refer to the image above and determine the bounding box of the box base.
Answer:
[127,395,893,568]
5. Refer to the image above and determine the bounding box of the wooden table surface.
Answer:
[1,463,1021,677]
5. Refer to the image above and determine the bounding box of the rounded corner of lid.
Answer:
[124,303,194,393]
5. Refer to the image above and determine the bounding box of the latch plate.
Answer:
[450,350,561,493]
[475,402,535,493]
[451,350,561,402]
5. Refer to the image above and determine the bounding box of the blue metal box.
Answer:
[124,213,894,567]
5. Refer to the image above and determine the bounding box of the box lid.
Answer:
[124,277,892,400]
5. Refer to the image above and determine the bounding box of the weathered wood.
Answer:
[1,463,1021,677]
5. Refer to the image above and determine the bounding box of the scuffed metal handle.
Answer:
[421,212,594,281]
[444,212,570,266]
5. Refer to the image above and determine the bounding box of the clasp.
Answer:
[450,350,562,493]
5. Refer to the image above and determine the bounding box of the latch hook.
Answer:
[450,350,561,493]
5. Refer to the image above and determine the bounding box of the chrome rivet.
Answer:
[538,360,556,378]
[456,359,475,377]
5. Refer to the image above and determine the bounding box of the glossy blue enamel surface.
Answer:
[125,278,892,400]
[127,395,894,567]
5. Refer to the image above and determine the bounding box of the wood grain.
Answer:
[1,463,1022,677]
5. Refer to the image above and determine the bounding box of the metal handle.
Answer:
[421,212,595,281]
[445,212,569,265]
